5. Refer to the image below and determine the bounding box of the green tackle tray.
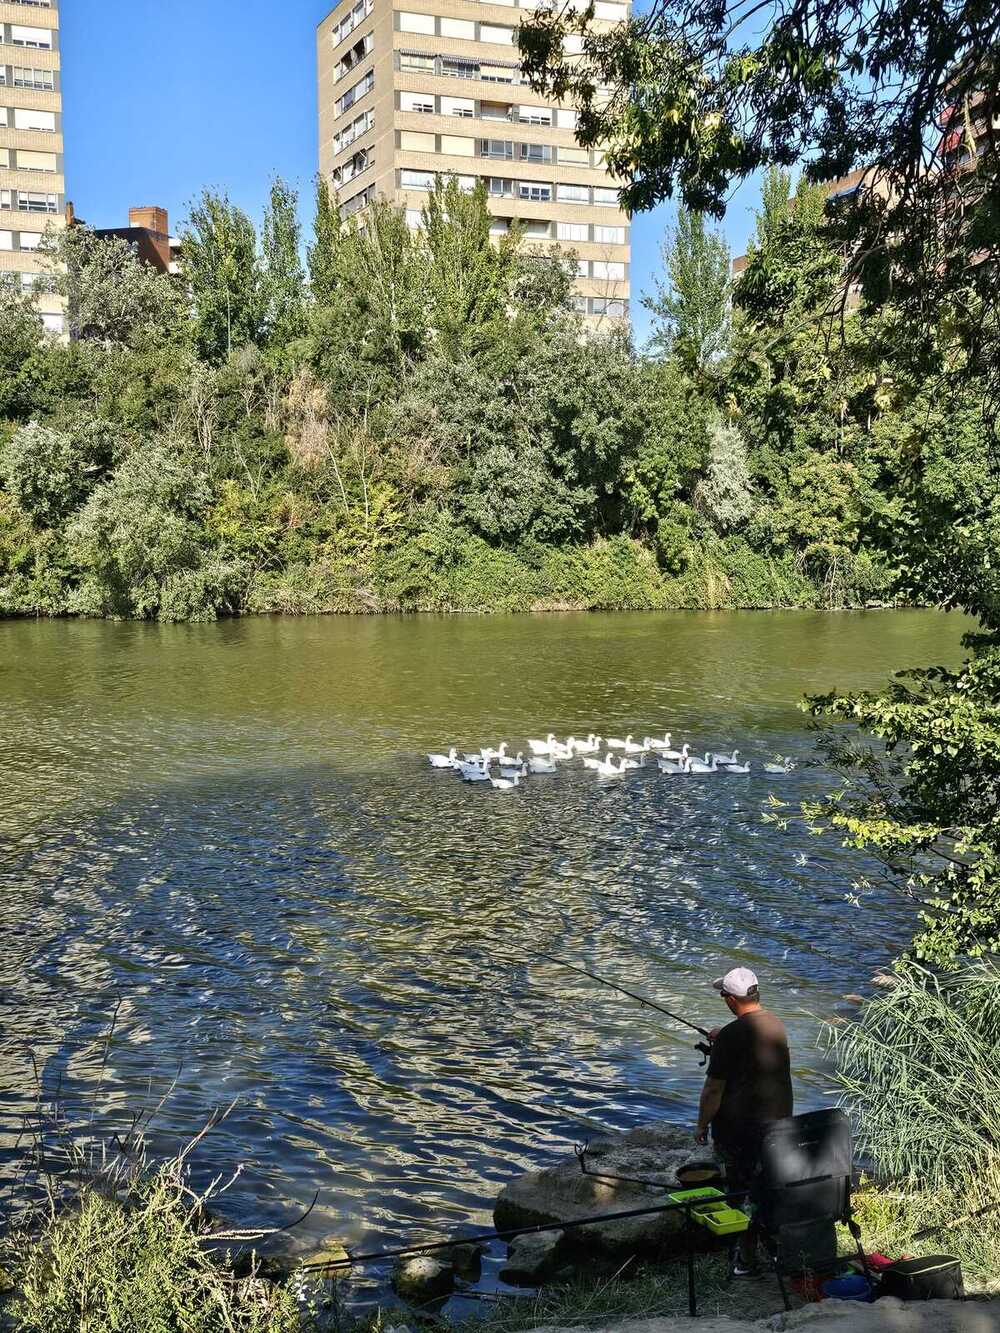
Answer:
[699,1207,750,1237]
[667,1188,750,1236]
[668,1187,726,1206]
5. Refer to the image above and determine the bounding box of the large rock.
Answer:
[501,1230,568,1286]
[392,1255,455,1304]
[495,1124,719,1260]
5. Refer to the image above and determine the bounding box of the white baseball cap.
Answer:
[713,967,759,998]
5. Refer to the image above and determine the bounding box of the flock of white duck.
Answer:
[427,732,795,790]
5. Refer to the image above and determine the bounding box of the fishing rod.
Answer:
[524,948,714,1062]
[300,1189,745,1274]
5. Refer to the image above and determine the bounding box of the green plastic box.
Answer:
[668,1187,750,1236]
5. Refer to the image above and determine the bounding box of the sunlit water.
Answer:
[0,611,970,1299]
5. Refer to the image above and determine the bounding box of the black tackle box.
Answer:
[879,1255,965,1302]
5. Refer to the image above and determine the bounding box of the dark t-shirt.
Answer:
[707,1008,793,1152]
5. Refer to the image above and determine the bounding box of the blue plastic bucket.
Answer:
[822,1274,873,1302]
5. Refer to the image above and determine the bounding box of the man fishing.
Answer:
[694,967,793,1276]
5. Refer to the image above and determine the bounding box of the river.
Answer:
[0,609,970,1296]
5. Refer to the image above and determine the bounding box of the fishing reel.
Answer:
[694,1041,713,1066]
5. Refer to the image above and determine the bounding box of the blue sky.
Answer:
[63,0,763,344]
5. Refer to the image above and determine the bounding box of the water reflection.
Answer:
[0,610,969,1278]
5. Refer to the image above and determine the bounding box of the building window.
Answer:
[333,0,373,48]
[594,224,625,244]
[400,91,434,114]
[18,232,43,249]
[594,1,628,17]
[400,51,436,74]
[519,181,551,201]
[480,100,512,121]
[13,67,54,90]
[400,130,435,152]
[335,32,373,81]
[441,134,475,157]
[591,297,627,317]
[17,150,57,172]
[441,96,474,118]
[14,107,56,132]
[489,218,511,234]
[336,68,374,115]
[557,108,578,129]
[0,149,7,169]
[559,146,589,166]
[593,260,625,280]
[441,17,475,38]
[41,312,64,335]
[18,192,59,213]
[401,169,436,190]
[557,221,587,241]
[333,109,374,154]
[480,62,516,83]
[519,142,552,163]
[0,230,10,250]
[480,24,514,44]
[593,186,620,205]
[486,176,514,197]
[518,106,552,126]
[557,184,589,204]
[480,138,513,159]
[521,219,552,238]
[11,25,52,49]
[405,208,423,230]
[399,11,435,34]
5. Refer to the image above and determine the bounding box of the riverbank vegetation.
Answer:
[2,164,988,620]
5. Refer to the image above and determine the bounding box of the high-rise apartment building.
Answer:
[0,0,65,334]
[317,0,631,322]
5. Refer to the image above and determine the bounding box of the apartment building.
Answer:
[0,0,65,333]
[317,0,631,322]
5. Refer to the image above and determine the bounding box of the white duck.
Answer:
[606,734,632,750]
[573,734,602,755]
[528,733,559,757]
[464,742,509,765]
[623,737,648,755]
[657,755,689,775]
[594,753,627,779]
[528,756,558,774]
[644,733,671,751]
[499,753,527,779]
[722,759,752,774]
[428,747,459,769]
[687,752,720,774]
[764,759,795,774]
[550,738,575,760]
[713,748,740,766]
[462,762,491,782]
[663,741,690,762]
[491,773,521,790]
[619,753,645,770]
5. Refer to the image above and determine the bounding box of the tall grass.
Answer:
[829,960,1000,1188]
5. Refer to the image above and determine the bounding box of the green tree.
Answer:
[0,420,116,527]
[694,421,754,533]
[519,0,999,409]
[308,176,342,305]
[66,444,234,621]
[644,209,731,371]
[0,286,44,420]
[422,178,520,363]
[261,177,307,348]
[181,191,266,362]
[41,226,189,347]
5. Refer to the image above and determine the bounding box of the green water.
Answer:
[0,609,970,1292]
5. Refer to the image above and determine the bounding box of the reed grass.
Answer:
[829,960,1000,1188]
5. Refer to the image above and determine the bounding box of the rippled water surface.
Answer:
[0,611,970,1285]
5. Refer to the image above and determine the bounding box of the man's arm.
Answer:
[695,1077,725,1145]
